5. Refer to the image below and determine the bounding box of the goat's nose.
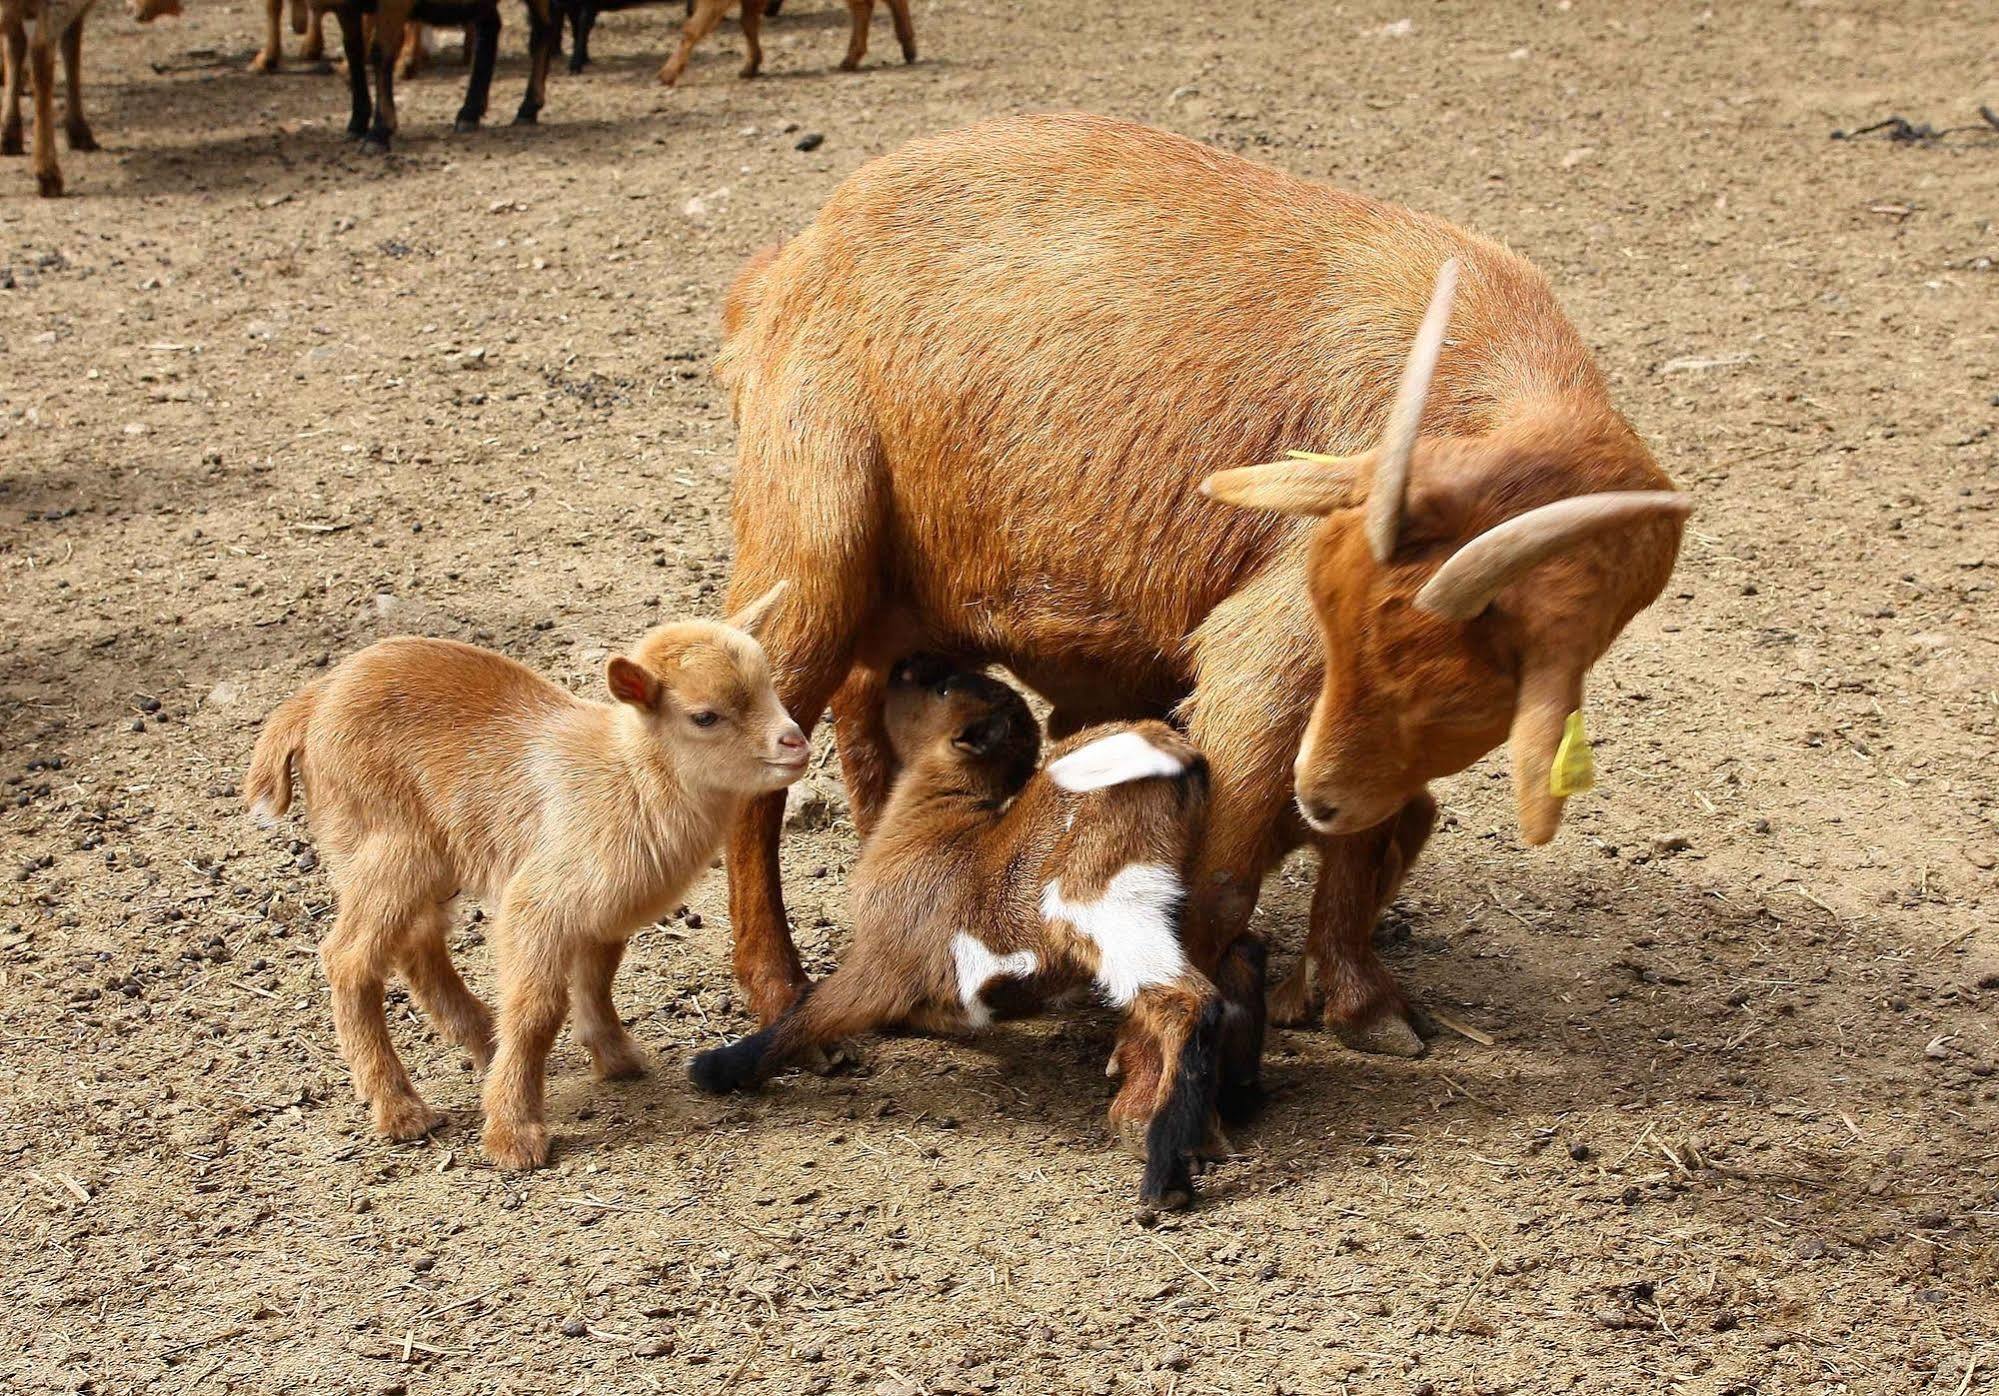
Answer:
[776,724,807,752]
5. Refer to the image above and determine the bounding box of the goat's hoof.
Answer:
[1,133,22,157]
[452,117,481,134]
[482,1119,551,1171]
[1265,973,1322,1029]
[900,46,915,62]
[510,110,539,127]
[738,62,759,78]
[249,50,277,72]
[1134,1183,1192,1221]
[837,56,860,71]
[566,58,584,73]
[796,1040,858,1076]
[36,169,63,198]
[1110,1114,1149,1162]
[66,127,98,153]
[360,135,390,155]
[588,1037,649,1082]
[372,1093,445,1141]
[1332,1006,1427,1058]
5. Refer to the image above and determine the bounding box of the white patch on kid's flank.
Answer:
[950,933,1038,1029]
[1045,731,1185,792]
[1040,864,1186,1006]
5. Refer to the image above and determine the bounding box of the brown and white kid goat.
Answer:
[690,656,1224,1211]
[714,113,1690,1116]
[244,585,806,1170]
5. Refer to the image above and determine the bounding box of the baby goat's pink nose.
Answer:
[776,724,807,753]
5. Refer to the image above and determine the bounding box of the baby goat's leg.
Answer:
[689,960,915,1094]
[398,903,496,1071]
[734,0,760,77]
[1118,973,1222,1210]
[481,893,572,1169]
[570,937,645,1080]
[322,851,442,1141]
[57,14,93,151]
[453,4,500,131]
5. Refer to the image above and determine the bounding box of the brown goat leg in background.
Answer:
[836,0,868,69]
[655,0,728,86]
[2,19,25,156]
[881,0,911,61]
[27,6,57,195]
[57,13,90,149]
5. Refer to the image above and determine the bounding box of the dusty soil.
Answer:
[4,0,1997,1392]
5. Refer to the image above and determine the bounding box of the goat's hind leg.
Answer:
[689,960,914,1094]
[570,937,645,1080]
[322,848,445,1141]
[1117,974,1222,1211]
[510,0,551,125]
[398,902,496,1071]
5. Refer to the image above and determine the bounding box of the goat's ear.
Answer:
[1508,663,1584,846]
[724,580,789,638]
[606,656,660,711]
[1199,455,1368,517]
[952,714,1008,757]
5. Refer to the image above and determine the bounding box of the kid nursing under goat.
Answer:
[691,656,1225,1210]
[244,584,806,1170]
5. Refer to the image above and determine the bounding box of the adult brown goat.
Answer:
[715,113,1688,1114]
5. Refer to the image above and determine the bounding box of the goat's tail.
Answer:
[245,683,318,824]
[1138,984,1224,1209]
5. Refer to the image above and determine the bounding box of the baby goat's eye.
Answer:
[689,711,721,729]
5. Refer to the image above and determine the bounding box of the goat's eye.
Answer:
[689,711,720,729]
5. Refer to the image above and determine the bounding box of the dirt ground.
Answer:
[3,0,1996,1391]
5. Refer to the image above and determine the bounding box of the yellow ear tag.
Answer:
[1549,710,1596,798]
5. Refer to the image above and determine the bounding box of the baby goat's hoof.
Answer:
[482,1119,551,1170]
[1,132,22,156]
[360,134,390,155]
[36,168,64,198]
[510,110,540,127]
[372,1093,445,1142]
[587,1036,649,1082]
[66,125,99,153]
[452,117,482,134]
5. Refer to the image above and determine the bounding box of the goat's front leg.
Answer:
[333,3,370,137]
[27,6,57,194]
[58,16,92,151]
[1271,790,1437,1056]
[656,0,729,86]
[453,3,499,130]
[361,2,405,151]
[252,0,283,68]
[511,0,551,125]
[481,890,573,1170]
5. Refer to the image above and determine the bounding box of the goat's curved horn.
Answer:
[1365,258,1459,564]
[1415,491,1693,621]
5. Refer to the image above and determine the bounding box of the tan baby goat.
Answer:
[245,585,805,1169]
[691,655,1224,1210]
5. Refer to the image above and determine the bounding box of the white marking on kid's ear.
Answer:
[1045,731,1184,792]
[1040,864,1186,1007]
[950,933,1038,1030]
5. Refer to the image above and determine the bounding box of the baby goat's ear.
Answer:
[606,656,660,710]
[724,580,789,638]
